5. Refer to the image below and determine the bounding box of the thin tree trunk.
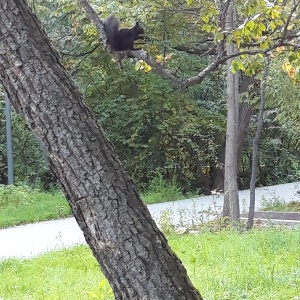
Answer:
[212,76,254,192]
[0,1,202,299]
[223,3,240,223]
[247,56,271,230]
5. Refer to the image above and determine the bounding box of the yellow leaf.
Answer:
[187,0,193,6]
[282,62,292,72]
[288,68,296,79]
[99,279,107,289]
[144,64,152,72]
[276,46,285,53]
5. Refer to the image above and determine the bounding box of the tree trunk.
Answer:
[248,56,270,230]
[237,102,252,166]
[0,1,202,299]
[223,4,240,223]
[212,101,253,193]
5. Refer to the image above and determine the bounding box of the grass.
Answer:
[261,194,300,212]
[0,228,299,299]
[0,178,196,228]
[141,175,189,204]
[0,185,71,228]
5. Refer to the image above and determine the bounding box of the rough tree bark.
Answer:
[0,1,202,299]
[223,3,240,223]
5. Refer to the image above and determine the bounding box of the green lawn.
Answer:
[0,182,193,228]
[0,185,71,228]
[0,229,299,299]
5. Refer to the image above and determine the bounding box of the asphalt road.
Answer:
[0,181,299,260]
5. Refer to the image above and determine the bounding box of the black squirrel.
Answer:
[104,14,145,51]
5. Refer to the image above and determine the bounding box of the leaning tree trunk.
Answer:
[0,1,202,299]
[223,3,240,223]
[248,56,270,230]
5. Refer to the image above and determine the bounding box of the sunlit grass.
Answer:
[141,174,196,204]
[0,179,197,228]
[0,185,71,228]
[0,228,299,299]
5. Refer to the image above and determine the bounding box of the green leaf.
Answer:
[237,61,245,71]
[214,32,224,42]
[135,61,142,71]
[231,60,239,73]
[270,21,276,30]
[260,42,269,50]
[259,23,266,31]
[246,20,255,30]
[201,15,209,23]
[187,0,193,6]
[226,33,233,44]
[202,24,212,33]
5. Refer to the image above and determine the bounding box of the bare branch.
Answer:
[183,42,300,88]
[281,0,300,42]
[174,45,216,56]
[60,44,100,58]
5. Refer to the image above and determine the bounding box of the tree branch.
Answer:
[173,45,216,56]
[281,0,300,42]
[77,0,300,89]
[60,44,100,57]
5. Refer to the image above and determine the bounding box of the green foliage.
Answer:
[239,108,300,187]
[82,56,226,191]
[261,195,300,212]
[0,97,53,188]
[0,185,71,228]
[0,229,299,299]
[260,195,287,211]
[268,59,300,150]
[5,0,298,193]
[141,174,185,204]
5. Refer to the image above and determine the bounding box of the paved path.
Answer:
[0,181,299,260]
[241,211,300,221]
